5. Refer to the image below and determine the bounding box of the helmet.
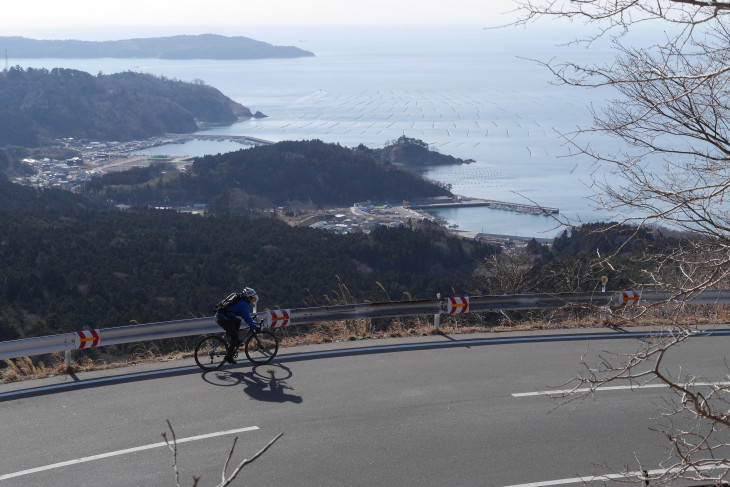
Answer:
[242,287,258,302]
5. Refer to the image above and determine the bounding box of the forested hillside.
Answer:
[472,223,684,303]
[0,179,497,341]
[82,140,453,210]
[0,67,254,146]
[0,148,34,178]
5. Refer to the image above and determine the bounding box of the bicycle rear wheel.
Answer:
[244,329,279,365]
[194,335,229,371]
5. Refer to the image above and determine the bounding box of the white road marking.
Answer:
[513,381,730,398]
[0,426,259,481]
[501,464,723,487]
[501,472,624,487]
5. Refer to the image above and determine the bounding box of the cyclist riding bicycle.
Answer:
[215,287,259,364]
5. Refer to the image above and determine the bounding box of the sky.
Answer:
[1,0,519,38]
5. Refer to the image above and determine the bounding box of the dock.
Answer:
[406,196,558,216]
[164,133,274,145]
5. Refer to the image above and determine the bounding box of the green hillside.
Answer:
[82,140,453,209]
[0,67,254,147]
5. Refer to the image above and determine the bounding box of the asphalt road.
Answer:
[1,329,729,486]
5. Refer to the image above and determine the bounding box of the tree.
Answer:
[512,0,730,295]
[512,1,730,484]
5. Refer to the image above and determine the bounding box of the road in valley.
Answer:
[1,329,727,486]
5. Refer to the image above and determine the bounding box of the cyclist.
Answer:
[215,287,259,364]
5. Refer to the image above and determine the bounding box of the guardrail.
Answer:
[2,289,730,365]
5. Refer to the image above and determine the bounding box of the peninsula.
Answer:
[367,136,475,166]
[0,67,260,147]
[0,34,314,60]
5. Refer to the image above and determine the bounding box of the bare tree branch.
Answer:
[512,0,730,482]
[218,433,283,487]
[162,420,282,487]
[548,330,730,484]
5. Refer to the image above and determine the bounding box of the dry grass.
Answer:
[2,354,68,383]
[1,348,196,384]
[4,304,730,385]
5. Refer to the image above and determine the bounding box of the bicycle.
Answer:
[194,324,279,371]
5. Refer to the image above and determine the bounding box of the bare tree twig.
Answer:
[162,420,282,487]
[162,419,181,487]
[218,433,283,487]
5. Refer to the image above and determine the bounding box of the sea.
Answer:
[8,24,625,239]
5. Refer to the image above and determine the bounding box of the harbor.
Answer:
[405,196,559,216]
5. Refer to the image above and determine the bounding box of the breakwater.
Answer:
[164,133,274,145]
[406,196,559,216]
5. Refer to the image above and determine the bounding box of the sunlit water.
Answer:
[11,25,622,238]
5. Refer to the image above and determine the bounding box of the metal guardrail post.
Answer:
[434,293,442,332]
[600,276,609,321]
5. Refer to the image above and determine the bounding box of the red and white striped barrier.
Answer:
[263,309,291,328]
[447,296,470,314]
[617,291,641,307]
[75,329,100,349]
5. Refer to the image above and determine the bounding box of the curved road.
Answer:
[1,328,728,486]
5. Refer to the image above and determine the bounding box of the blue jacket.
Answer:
[223,297,258,329]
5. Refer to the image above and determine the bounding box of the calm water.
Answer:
[11,25,619,238]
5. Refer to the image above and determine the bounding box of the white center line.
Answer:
[0,426,259,481]
[513,381,730,398]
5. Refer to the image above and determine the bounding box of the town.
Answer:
[10,135,202,190]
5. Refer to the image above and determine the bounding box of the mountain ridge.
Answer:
[0,34,315,59]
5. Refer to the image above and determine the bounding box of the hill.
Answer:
[0,179,498,341]
[368,136,475,166]
[0,34,314,59]
[0,67,256,147]
[81,139,453,210]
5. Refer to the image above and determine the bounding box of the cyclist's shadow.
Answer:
[202,363,303,404]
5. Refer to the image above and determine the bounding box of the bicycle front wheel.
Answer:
[244,329,279,365]
[194,335,228,371]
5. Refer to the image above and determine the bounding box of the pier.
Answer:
[164,133,274,145]
[406,196,559,216]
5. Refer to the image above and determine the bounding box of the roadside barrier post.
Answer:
[600,276,609,321]
[434,293,441,332]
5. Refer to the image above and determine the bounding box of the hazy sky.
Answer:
[2,1,517,31]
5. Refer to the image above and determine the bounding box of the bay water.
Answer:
[10,25,620,238]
